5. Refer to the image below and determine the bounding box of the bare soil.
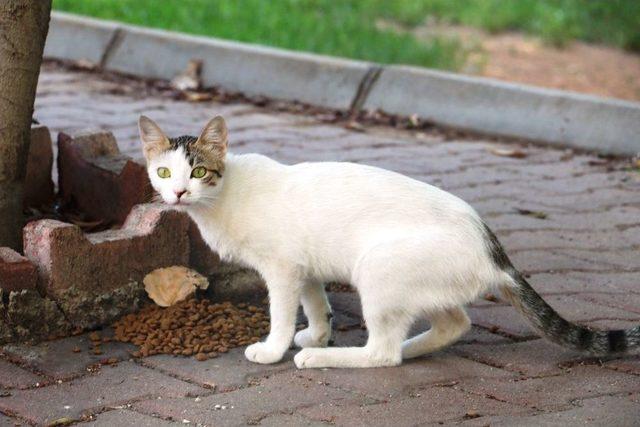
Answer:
[388,21,640,102]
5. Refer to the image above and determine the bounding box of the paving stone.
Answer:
[604,358,640,376]
[298,384,532,426]
[257,412,327,426]
[0,414,22,427]
[89,409,178,426]
[297,354,515,400]
[1,331,136,380]
[459,395,640,426]
[0,362,203,425]
[134,370,357,427]
[453,339,592,377]
[141,347,294,391]
[467,305,536,339]
[0,359,42,389]
[456,365,640,411]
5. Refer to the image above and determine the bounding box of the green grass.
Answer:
[53,0,640,72]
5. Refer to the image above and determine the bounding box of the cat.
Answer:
[139,114,639,369]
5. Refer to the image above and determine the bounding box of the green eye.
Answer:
[191,166,207,179]
[157,167,171,178]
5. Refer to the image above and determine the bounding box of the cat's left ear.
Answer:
[138,115,170,161]
[196,116,228,159]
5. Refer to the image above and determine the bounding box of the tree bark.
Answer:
[0,1,52,250]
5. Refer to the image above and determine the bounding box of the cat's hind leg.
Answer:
[402,307,470,359]
[294,303,412,369]
[294,281,333,348]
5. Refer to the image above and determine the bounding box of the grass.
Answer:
[53,0,640,72]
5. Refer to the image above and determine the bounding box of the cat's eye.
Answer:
[157,167,171,178]
[191,166,207,179]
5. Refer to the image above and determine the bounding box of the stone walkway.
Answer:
[1,64,639,426]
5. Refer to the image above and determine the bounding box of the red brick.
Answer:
[22,204,190,328]
[0,362,202,425]
[24,125,54,208]
[0,248,37,293]
[57,130,152,225]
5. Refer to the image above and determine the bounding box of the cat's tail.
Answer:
[482,223,640,356]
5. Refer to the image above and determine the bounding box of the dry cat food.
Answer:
[113,298,269,361]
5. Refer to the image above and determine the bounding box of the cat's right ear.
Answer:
[138,115,170,161]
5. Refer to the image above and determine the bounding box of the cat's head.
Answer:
[138,115,228,208]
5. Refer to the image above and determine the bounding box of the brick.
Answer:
[90,409,176,426]
[299,385,531,426]
[141,347,294,392]
[22,204,190,328]
[459,395,640,426]
[2,330,136,380]
[57,130,152,225]
[0,359,43,389]
[457,365,640,411]
[0,248,37,293]
[453,339,589,377]
[134,370,356,426]
[24,125,55,208]
[297,354,514,401]
[0,362,202,425]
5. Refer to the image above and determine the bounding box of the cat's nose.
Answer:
[174,189,187,199]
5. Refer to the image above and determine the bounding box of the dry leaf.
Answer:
[489,148,528,158]
[144,266,209,307]
[184,91,213,102]
[171,59,202,91]
[344,120,365,132]
[515,208,548,219]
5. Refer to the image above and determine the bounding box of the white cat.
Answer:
[139,115,639,369]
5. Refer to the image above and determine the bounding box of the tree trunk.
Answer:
[0,1,52,250]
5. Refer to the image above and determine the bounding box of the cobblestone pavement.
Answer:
[1,64,639,426]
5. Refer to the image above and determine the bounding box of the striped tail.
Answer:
[483,223,640,356]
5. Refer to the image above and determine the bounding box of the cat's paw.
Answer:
[294,348,325,369]
[294,328,330,348]
[244,342,284,364]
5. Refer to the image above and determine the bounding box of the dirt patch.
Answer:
[383,21,640,102]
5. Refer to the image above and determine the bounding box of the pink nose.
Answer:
[174,190,187,199]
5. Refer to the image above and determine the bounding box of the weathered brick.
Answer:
[0,359,43,389]
[141,347,293,392]
[0,362,202,425]
[297,353,515,400]
[0,248,37,293]
[24,125,55,208]
[57,130,152,225]
[134,370,356,426]
[456,365,640,411]
[90,409,176,426]
[22,204,190,328]
[2,330,136,380]
[299,384,532,426]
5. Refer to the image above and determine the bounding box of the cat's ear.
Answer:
[139,115,170,161]
[196,116,227,159]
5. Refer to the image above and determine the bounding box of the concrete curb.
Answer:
[45,12,640,156]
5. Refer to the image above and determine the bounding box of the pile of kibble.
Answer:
[113,298,269,361]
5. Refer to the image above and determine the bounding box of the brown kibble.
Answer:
[89,332,101,342]
[93,348,103,355]
[110,297,268,359]
[72,347,81,353]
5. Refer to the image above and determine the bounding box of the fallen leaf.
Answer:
[184,91,213,102]
[344,120,365,132]
[515,208,548,219]
[47,418,75,427]
[171,59,202,91]
[144,266,209,307]
[489,148,528,158]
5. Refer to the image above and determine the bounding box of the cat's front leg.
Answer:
[245,277,300,364]
[294,281,332,348]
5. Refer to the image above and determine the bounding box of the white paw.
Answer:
[244,342,284,364]
[294,348,326,369]
[294,328,330,348]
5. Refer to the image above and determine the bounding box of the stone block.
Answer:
[57,130,152,225]
[22,204,190,328]
[24,125,55,208]
[0,248,37,293]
